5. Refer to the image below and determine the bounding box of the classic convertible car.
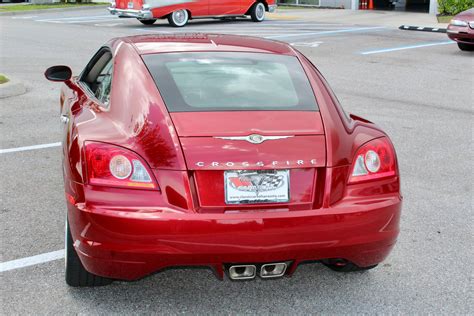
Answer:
[108,0,277,27]
[45,34,402,287]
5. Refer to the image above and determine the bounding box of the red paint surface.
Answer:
[114,0,277,19]
[447,9,474,44]
[54,34,402,281]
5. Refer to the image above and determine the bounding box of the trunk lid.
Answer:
[170,111,326,212]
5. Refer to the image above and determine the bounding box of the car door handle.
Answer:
[60,114,69,124]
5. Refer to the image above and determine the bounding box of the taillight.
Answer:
[84,142,157,189]
[348,137,397,184]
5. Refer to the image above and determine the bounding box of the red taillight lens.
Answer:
[348,137,397,184]
[85,142,157,189]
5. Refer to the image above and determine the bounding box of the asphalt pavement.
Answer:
[0,7,473,315]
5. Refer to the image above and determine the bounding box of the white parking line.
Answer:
[360,40,455,55]
[96,23,124,27]
[133,27,370,39]
[266,26,386,39]
[190,24,351,30]
[261,23,351,27]
[291,41,323,47]
[37,18,119,24]
[12,15,38,19]
[0,142,61,154]
[134,27,342,34]
[62,18,121,24]
[0,250,64,273]
[35,15,111,21]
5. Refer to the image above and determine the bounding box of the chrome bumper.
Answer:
[268,4,277,13]
[108,7,153,19]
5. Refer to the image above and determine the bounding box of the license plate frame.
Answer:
[224,170,290,205]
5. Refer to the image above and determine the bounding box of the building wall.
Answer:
[320,0,352,8]
[278,0,321,6]
[278,0,437,14]
[278,0,352,8]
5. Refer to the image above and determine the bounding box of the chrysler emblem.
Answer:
[214,134,293,144]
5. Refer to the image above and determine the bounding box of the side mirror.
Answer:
[44,65,72,82]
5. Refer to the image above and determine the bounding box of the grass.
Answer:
[0,74,10,84]
[437,15,453,23]
[0,3,108,12]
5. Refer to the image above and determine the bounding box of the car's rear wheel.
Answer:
[138,19,157,25]
[65,219,113,287]
[168,9,189,27]
[457,43,474,51]
[322,259,378,272]
[250,2,266,22]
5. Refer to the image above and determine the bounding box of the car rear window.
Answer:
[142,52,318,112]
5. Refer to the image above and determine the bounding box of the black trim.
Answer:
[79,46,113,83]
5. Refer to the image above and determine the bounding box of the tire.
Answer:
[250,2,266,22]
[65,219,113,287]
[322,260,378,272]
[138,19,157,25]
[167,9,189,27]
[457,43,474,51]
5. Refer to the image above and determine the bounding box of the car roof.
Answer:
[119,33,296,56]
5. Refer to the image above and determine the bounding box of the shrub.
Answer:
[438,0,474,15]
[0,74,9,85]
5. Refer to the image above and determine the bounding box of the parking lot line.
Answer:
[266,26,386,39]
[0,250,64,273]
[134,28,343,35]
[62,18,122,24]
[35,15,111,21]
[0,142,61,154]
[11,16,38,19]
[360,40,455,55]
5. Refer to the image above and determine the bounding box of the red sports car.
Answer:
[108,0,277,27]
[446,8,474,51]
[45,34,402,287]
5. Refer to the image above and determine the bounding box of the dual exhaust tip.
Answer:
[228,262,288,280]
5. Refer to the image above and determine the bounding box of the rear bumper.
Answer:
[108,7,153,19]
[447,25,474,44]
[68,194,402,281]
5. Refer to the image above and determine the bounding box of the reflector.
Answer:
[85,142,157,189]
[130,160,153,182]
[352,155,368,176]
[348,137,396,184]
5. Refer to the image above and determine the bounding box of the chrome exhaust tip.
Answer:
[228,265,257,280]
[260,262,288,278]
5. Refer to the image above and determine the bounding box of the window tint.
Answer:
[143,52,318,112]
[80,49,113,108]
[94,60,113,107]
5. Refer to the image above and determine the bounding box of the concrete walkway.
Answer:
[270,8,448,28]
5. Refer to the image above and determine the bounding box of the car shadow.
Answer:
[122,17,269,30]
[66,263,381,313]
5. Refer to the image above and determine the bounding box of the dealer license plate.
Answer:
[224,170,290,204]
